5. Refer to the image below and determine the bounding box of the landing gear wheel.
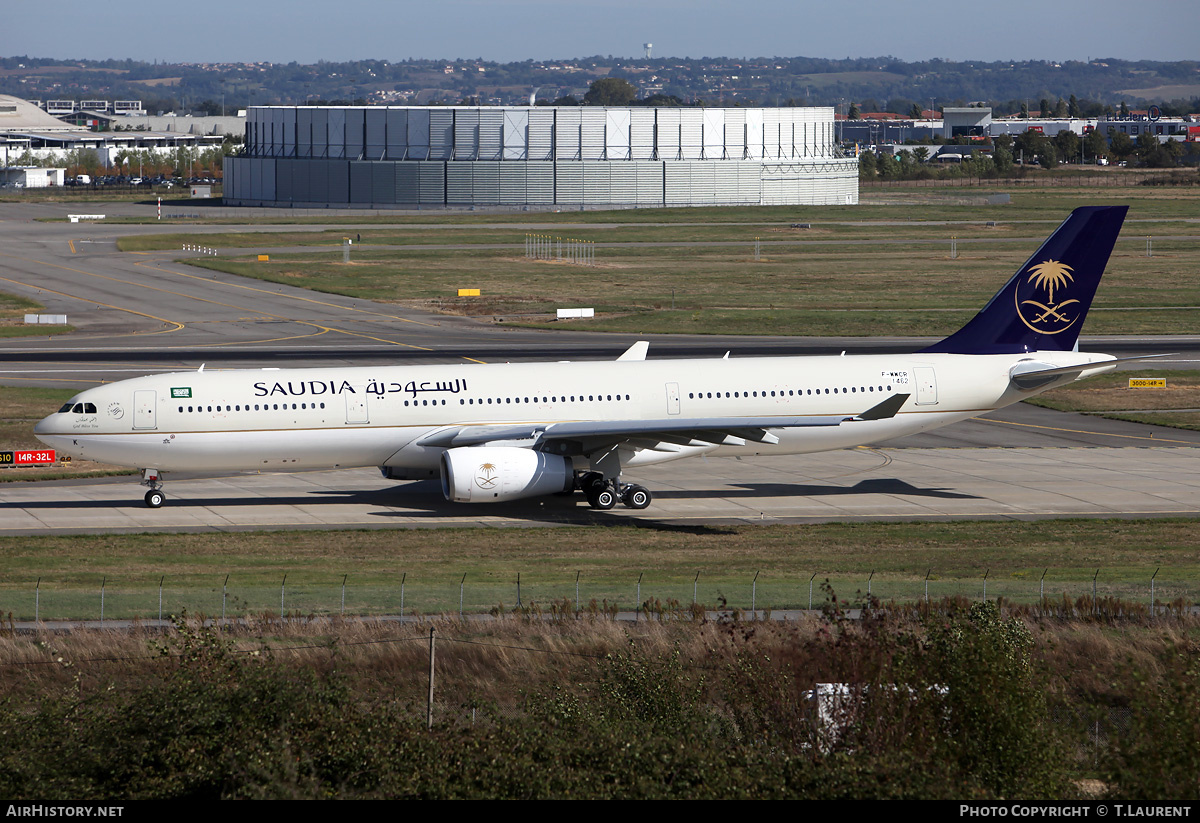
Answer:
[144,489,165,508]
[622,485,652,509]
[592,487,617,510]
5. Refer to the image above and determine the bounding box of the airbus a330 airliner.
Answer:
[36,206,1133,510]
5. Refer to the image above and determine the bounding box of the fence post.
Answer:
[100,576,106,625]
[516,571,522,607]
[158,576,164,623]
[925,569,931,603]
[222,574,229,623]
[636,572,643,622]
[575,571,580,614]
[809,572,817,611]
[34,578,40,624]
[427,626,436,731]
[400,572,406,617]
[752,570,759,613]
[1150,567,1159,618]
[341,574,347,617]
[281,574,287,618]
[982,568,989,601]
[459,574,466,620]
[1093,569,1100,614]
[693,571,700,606]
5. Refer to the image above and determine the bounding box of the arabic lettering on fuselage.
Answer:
[252,378,468,399]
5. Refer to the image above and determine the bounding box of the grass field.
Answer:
[2,519,1198,621]
[110,185,1200,337]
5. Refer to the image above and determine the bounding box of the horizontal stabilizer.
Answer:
[1008,354,1170,390]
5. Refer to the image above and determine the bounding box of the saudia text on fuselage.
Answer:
[251,378,467,400]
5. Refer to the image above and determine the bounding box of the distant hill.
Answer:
[1,55,1196,116]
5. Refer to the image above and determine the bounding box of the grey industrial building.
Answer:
[223,105,858,209]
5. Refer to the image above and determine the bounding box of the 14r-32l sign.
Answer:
[0,449,57,466]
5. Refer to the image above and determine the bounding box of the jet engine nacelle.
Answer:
[440,447,574,503]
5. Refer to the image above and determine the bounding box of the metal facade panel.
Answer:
[395,162,420,203]
[277,159,296,202]
[365,108,387,160]
[418,162,444,203]
[581,108,606,160]
[385,108,408,160]
[554,161,583,202]
[478,109,503,161]
[525,163,554,204]
[762,109,781,159]
[428,110,453,160]
[309,159,329,202]
[279,109,295,157]
[679,110,703,160]
[326,158,348,202]
[656,109,681,159]
[292,159,314,203]
[327,109,345,159]
[345,109,365,160]
[554,109,581,160]
[634,161,664,205]
[744,109,763,159]
[702,109,725,159]
[605,109,630,160]
[248,158,261,199]
[407,108,431,160]
[349,161,372,203]
[471,161,500,205]
[723,108,746,159]
[311,108,329,157]
[445,162,474,203]
[580,162,610,205]
[296,108,313,158]
[688,160,716,202]
[608,161,636,203]
[710,161,739,203]
[370,162,395,203]
[502,109,528,160]
[498,163,525,203]
[629,109,655,159]
[663,161,691,205]
[261,158,276,201]
[527,109,553,160]
[454,109,480,160]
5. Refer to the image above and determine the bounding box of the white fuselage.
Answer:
[34,350,1115,475]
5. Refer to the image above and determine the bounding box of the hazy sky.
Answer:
[6,0,1196,64]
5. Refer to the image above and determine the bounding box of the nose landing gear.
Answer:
[141,468,166,508]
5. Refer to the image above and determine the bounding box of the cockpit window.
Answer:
[84,403,96,414]
[72,403,84,413]
[58,403,74,413]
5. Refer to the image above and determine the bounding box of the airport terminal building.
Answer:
[223,105,858,209]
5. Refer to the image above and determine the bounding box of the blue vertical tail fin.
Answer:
[922,206,1128,354]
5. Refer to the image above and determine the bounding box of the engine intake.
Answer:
[440,447,574,503]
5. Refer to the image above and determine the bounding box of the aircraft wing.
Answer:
[419,393,909,450]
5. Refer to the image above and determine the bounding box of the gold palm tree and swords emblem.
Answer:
[475,462,499,489]
[1015,259,1079,334]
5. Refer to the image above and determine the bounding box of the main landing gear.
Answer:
[579,472,652,511]
[141,468,165,508]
